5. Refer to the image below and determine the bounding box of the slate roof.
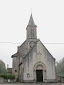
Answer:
[28,14,37,27]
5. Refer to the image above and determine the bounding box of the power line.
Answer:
[43,43,64,44]
[0,42,21,44]
[0,42,64,44]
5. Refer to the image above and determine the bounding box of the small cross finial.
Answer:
[30,8,32,15]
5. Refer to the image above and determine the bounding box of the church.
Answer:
[11,14,56,82]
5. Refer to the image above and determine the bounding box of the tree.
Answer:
[56,57,64,76]
[0,60,6,74]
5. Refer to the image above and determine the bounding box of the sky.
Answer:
[0,0,64,68]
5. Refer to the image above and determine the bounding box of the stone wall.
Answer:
[0,78,4,83]
[0,77,15,83]
[23,40,56,82]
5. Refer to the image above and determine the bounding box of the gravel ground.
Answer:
[0,83,64,85]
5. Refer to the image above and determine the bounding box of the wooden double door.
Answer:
[36,70,43,82]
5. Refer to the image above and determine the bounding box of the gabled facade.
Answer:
[11,14,56,82]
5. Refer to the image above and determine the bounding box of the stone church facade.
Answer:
[11,14,56,82]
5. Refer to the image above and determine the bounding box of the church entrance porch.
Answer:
[36,70,43,82]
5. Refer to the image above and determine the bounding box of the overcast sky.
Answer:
[0,0,64,68]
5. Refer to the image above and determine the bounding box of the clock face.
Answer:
[29,41,35,48]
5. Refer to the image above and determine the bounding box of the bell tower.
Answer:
[26,14,37,39]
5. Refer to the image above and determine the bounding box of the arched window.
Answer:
[31,29,34,38]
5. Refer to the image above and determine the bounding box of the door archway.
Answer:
[33,62,46,82]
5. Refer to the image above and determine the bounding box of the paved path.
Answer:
[0,83,64,85]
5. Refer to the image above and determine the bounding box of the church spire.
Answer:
[26,14,37,39]
[28,14,36,26]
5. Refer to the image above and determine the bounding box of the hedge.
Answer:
[60,75,64,78]
[0,74,15,79]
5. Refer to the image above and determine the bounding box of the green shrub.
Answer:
[60,75,64,78]
[0,74,15,79]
